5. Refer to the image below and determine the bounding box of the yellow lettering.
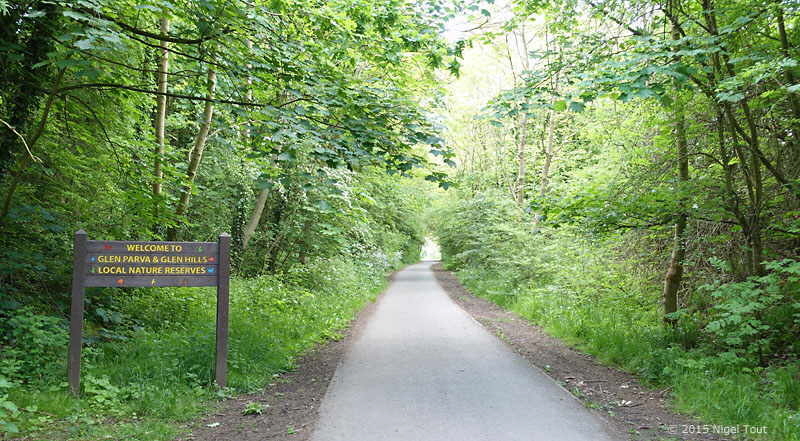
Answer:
[125,244,171,252]
[97,255,121,263]
[122,255,152,263]
[98,266,126,274]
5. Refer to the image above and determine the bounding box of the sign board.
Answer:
[68,230,231,395]
[85,240,219,287]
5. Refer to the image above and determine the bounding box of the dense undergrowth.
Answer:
[1,255,404,440]
[434,191,800,441]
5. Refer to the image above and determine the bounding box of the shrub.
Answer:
[0,308,68,384]
[703,259,800,363]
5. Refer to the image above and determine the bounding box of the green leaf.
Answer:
[717,91,744,103]
[63,10,92,21]
[74,38,95,50]
[277,152,294,161]
[315,199,333,212]
[568,101,585,112]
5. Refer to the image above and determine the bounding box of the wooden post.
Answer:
[68,230,88,395]
[214,233,231,388]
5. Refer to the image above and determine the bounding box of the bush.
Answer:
[702,259,800,363]
[0,308,68,384]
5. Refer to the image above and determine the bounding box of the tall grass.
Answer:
[5,257,389,440]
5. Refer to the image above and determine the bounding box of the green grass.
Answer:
[3,257,390,440]
[453,265,800,441]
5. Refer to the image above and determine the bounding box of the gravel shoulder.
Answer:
[431,263,730,441]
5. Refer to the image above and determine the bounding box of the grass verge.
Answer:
[3,257,388,440]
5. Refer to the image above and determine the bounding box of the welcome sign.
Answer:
[84,239,219,287]
[68,231,231,395]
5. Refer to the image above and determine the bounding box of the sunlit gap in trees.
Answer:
[421,236,442,261]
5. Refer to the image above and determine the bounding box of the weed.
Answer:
[242,402,265,415]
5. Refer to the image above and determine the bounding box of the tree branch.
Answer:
[53,82,307,108]
[76,7,231,45]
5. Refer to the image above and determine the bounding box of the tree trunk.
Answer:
[703,0,767,275]
[152,18,170,201]
[777,7,800,128]
[777,6,800,178]
[533,110,556,227]
[0,1,57,180]
[663,10,690,326]
[239,39,268,251]
[662,94,689,325]
[539,110,556,199]
[168,68,216,241]
[242,187,268,248]
[515,112,528,205]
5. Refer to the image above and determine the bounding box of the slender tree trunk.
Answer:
[533,110,556,227]
[716,110,749,280]
[515,112,528,205]
[239,39,270,251]
[662,94,689,325]
[748,131,765,275]
[242,187,268,248]
[777,7,800,180]
[662,5,690,325]
[516,24,532,207]
[703,0,767,275]
[153,18,170,202]
[0,1,57,179]
[540,111,556,198]
[168,68,216,241]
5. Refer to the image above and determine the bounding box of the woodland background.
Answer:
[2,0,800,440]
[434,0,800,439]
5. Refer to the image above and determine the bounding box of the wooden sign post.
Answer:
[67,230,231,395]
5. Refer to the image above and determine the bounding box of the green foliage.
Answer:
[433,190,537,287]
[0,307,68,384]
[439,0,800,434]
[703,259,800,362]
[242,401,264,416]
[1,0,440,436]
[0,377,20,434]
[83,375,123,414]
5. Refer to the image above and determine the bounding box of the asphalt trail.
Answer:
[311,262,620,441]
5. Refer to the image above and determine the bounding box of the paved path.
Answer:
[311,262,620,441]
